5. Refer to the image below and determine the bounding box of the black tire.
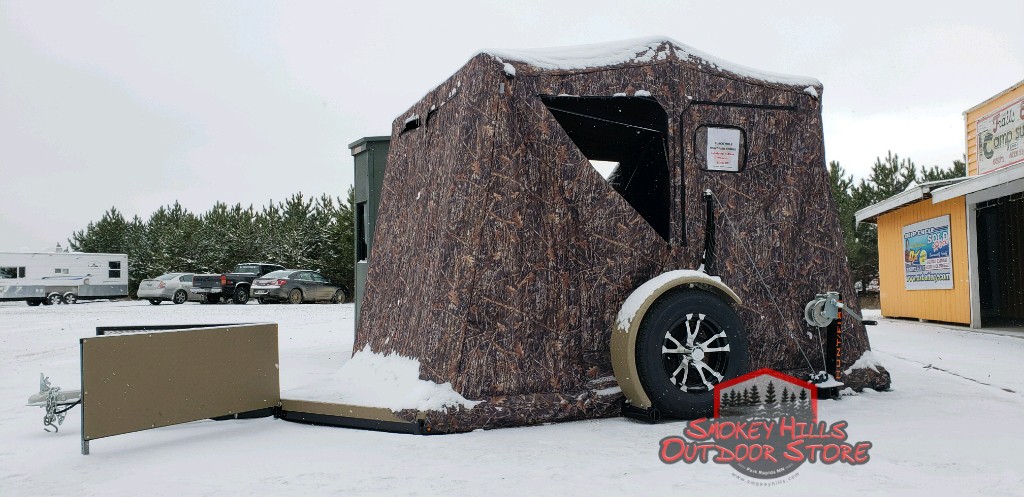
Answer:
[232,286,249,304]
[257,297,268,304]
[173,290,188,305]
[46,293,62,306]
[331,289,345,304]
[149,299,162,305]
[27,300,41,307]
[635,289,748,419]
[62,293,78,305]
[205,294,221,304]
[287,288,303,304]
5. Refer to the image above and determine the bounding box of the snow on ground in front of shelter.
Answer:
[285,344,482,411]
[2,301,1023,496]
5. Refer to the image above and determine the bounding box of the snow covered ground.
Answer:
[1,301,1022,496]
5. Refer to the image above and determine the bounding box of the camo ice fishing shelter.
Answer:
[354,37,891,433]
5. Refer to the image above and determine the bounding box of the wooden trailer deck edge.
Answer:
[277,399,427,435]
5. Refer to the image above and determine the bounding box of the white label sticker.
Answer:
[706,127,741,172]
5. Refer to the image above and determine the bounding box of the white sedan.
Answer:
[137,273,199,305]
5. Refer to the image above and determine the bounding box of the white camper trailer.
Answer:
[0,252,128,306]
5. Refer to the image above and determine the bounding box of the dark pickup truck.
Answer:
[191,263,286,304]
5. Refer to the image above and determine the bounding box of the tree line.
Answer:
[68,192,356,296]
[830,152,966,293]
[719,380,812,418]
[68,151,964,300]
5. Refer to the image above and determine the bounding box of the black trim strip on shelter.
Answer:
[689,100,797,111]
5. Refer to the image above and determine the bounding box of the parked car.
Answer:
[137,273,199,305]
[251,270,350,304]
[191,263,286,304]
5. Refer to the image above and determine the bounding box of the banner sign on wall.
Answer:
[977,95,1024,174]
[903,215,953,290]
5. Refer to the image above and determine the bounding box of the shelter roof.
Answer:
[480,36,821,87]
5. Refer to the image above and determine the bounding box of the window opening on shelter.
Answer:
[540,95,671,242]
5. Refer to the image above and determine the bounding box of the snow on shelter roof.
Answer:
[481,36,821,87]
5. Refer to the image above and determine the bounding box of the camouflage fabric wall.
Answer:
[356,41,890,433]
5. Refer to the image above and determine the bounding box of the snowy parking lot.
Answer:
[1,300,1022,496]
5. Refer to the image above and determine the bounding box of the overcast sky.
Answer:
[2,1,1022,252]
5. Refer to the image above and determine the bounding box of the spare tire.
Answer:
[635,289,748,419]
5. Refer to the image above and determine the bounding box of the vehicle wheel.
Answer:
[173,290,188,305]
[257,297,267,304]
[46,293,63,306]
[62,292,78,305]
[233,286,249,304]
[331,289,345,304]
[149,299,162,305]
[287,288,303,304]
[634,289,748,419]
[205,294,221,304]
[27,300,41,307]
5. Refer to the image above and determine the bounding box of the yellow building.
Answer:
[856,79,1024,328]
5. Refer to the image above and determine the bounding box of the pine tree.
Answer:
[68,207,128,254]
[720,389,732,411]
[197,202,233,273]
[846,152,918,290]
[919,158,967,183]
[798,389,809,411]
[764,381,778,414]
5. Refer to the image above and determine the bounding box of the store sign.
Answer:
[977,95,1024,174]
[902,215,953,290]
[706,127,741,172]
[657,369,873,486]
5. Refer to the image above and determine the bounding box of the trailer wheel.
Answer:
[287,288,303,304]
[232,286,249,304]
[173,290,188,305]
[46,293,63,306]
[62,292,78,305]
[27,300,41,307]
[149,299,161,305]
[634,289,748,419]
[205,294,220,304]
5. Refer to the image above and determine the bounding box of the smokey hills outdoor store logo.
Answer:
[658,369,872,483]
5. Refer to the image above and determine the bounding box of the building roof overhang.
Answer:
[855,163,1024,225]
[854,178,967,225]
[930,163,1024,204]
